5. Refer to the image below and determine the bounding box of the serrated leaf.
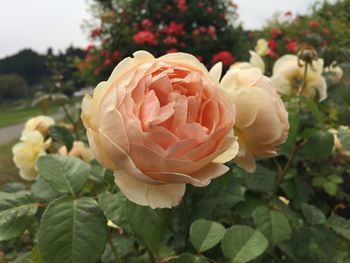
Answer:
[253,207,292,244]
[189,219,226,252]
[328,215,350,240]
[301,204,326,225]
[49,125,74,151]
[99,191,167,256]
[0,191,37,241]
[221,225,268,263]
[239,165,276,193]
[38,196,107,263]
[31,176,59,203]
[37,155,89,196]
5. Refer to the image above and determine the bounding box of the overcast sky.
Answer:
[0,0,327,59]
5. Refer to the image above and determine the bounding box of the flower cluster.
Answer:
[81,51,289,208]
[12,116,94,181]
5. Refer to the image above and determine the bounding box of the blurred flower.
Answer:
[141,18,153,29]
[24,115,55,135]
[163,36,178,45]
[133,31,157,45]
[268,39,278,50]
[322,28,330,35]
[58,141,94,162]
[309,20,320,28]
[90,28,102,38]
[112,50,121,61]
[164,22,185,35]
[219,63,289,172]
[81,50,237,208]
[286,41,298,52]
[284,11,292,16]
[85,44,95,52]
[329,127,350,157]
[324,61,343,84]
[207,26,216,35]
[207,6,213,13]
[255,39,270,56]
[271,54,327,101]
[104,59,111,66]
[166,48,178,53]
[231,51,265,74]
[211,51,235,66]
[177,0,187,12]
[12,131,48,181]
[271,28,282,38]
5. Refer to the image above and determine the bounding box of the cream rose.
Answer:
[81,51,238,208]
[58,141,94,162]
[24,115,55,135]
[324,61,343,84]
[219,65,289,172]
[12,131,47,181]
[271,54,327,101]
[255,39,270,57]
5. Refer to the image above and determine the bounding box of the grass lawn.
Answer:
[0,138,24,188]
[0,105,59,128]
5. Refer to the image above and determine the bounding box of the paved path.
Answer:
[0,112,64,145]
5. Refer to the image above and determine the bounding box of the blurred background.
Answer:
[0,0,348,185]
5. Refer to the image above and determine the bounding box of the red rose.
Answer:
[268,39,278,50]
[112,50,120,61]
[322,28,330,35]
[211,51,234,66]
[271,28,282,38]
[207,26,216,35]
[163,36,178,45]
[285,41,298,52]
[90,28,102,39]
[141,19,153,29]
[177,0,187,12]
[309,21,320,28]
[166,48,178,53]
[104,59,111,66]
[133,31,157,45]
[165,21,185,35]
[207,6,213,13]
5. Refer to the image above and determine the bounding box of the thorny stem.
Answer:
[108,232,124,263]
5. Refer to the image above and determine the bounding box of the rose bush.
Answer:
[81,50,238,208]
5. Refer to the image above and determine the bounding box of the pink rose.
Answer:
[81,51,238,208]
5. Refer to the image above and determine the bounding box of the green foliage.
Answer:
[189,219,226,252]
[0,74,28,100]
[38,196,107,263]
[253,206,292,244]
[221,225,268,263]
[49,125,74,151]
[301,204,326,225]
[0,191,37,241]
[37,155,89,196]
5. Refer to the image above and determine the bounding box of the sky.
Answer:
[0,0,328,59]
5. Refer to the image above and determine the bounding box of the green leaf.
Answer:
[189,219,226,252]
[280,96,300,155]
[253,207,292,244]
[169,253,208,263]
[49,125,74,151]
[0,191,37,241]
[99,191,167,256]
[301,204,326,225]
[221,225,268,263]
[301,130,334,161]
[31,176,58,203]
[301,96,324,124]
[240,165,276,193]
[328,214,350,240]
[323,181,338,196]
[37,155,89,196]
[38,196,107,263]
[337,126,350,151]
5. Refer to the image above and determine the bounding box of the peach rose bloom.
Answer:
[58,141,94,162]
[219,64,289,172]
[24,115,55,135]
[81,51,238,208]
